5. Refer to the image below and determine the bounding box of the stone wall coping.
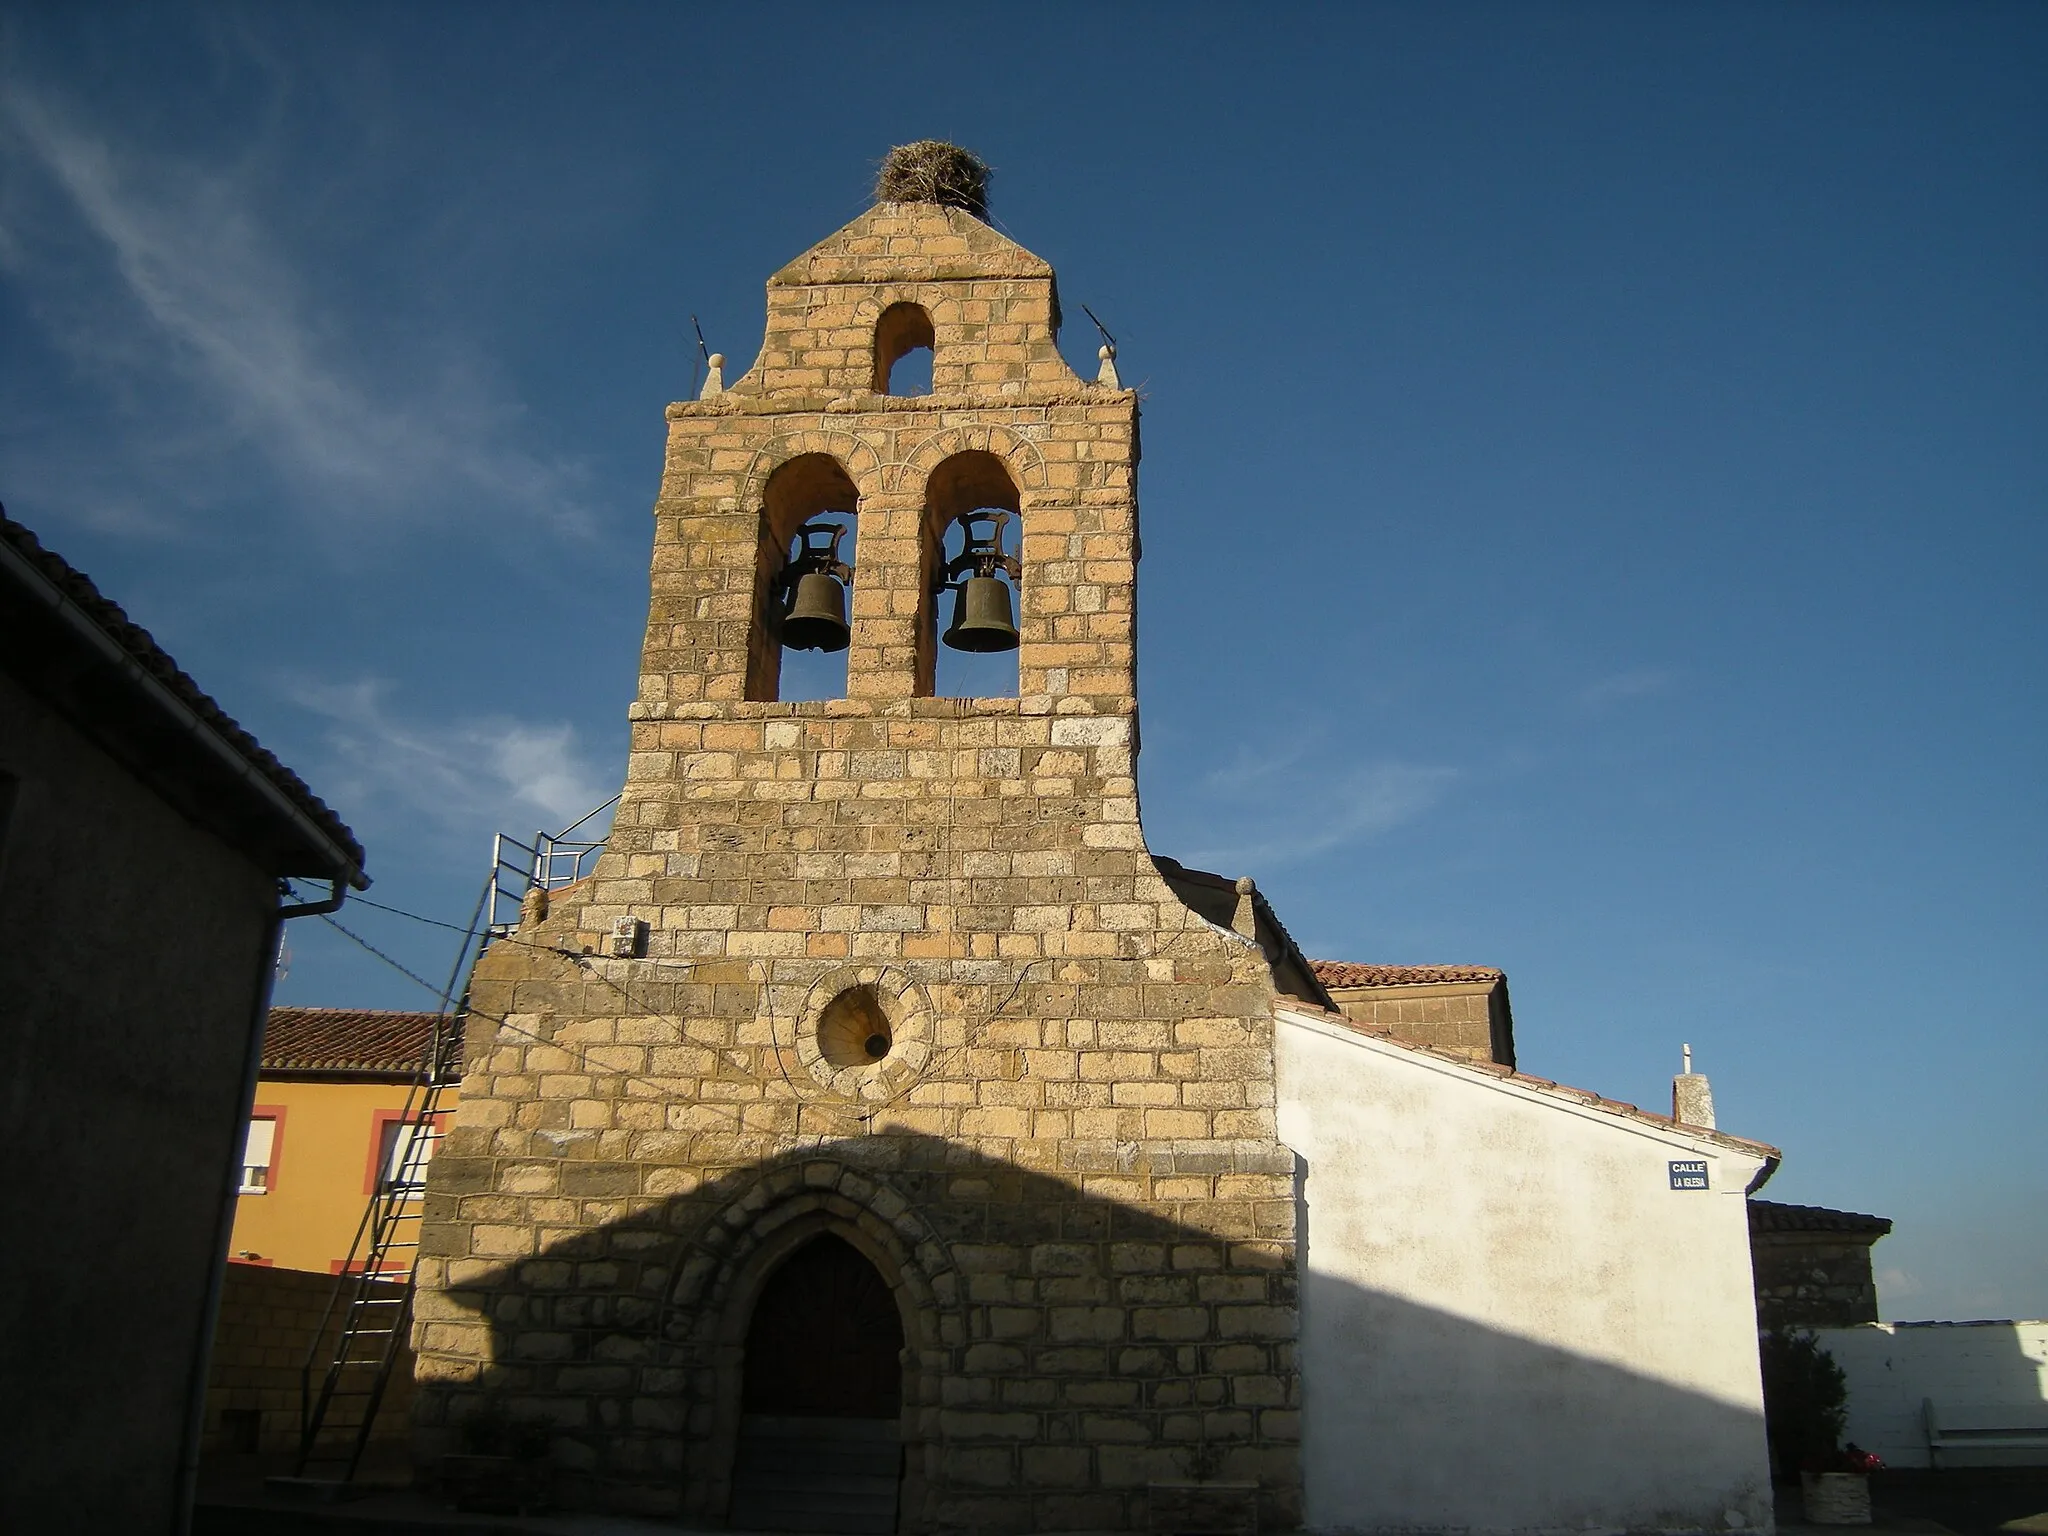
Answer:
[626,696,1138,721]
[667,387,1135,419]
[1322,979,1500,1002]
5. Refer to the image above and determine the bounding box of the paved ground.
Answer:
[196,1456,2048,1536]
[1864,1471,2048,1536]
[1772,1473,2048,1536]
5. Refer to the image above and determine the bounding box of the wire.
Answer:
[318,909,778,1110]
[319,914,455,1001]
[325,891,479,935]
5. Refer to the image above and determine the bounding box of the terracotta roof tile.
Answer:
[1278,1000,1781,1163]
[1311,960,1504,988]
[1748,1200,1892,1236]
[0,509,365,882]
[263,1007,448,1075]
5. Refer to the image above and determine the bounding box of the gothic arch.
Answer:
[665,1163,961,1527]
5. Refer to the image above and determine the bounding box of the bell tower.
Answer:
[418,145,1301,1532]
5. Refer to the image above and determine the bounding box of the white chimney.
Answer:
[1673,1042,1716,1128]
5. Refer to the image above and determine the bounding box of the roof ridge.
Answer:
[1277,1000,1781,1161]
[261,1005,450,1074]
[1,509,365,881]
[1310,958,1505,986]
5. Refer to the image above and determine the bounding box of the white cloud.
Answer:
[0,78,590,542]
[288,677,613,841]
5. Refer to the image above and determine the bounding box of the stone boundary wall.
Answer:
[204,1263,414,1455]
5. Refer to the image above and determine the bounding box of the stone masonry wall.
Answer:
[1325,979,1512,1066]
[413,202,1302,1532]
[1751,1233,1884,1329]
[206,1263,415,1455]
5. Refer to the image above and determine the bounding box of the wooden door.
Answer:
[732,1234,906,1533]
[742,1233,903,1418]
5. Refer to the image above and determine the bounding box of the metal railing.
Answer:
[485,793,619,937]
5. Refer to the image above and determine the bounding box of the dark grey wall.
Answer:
[0,670,277,1533]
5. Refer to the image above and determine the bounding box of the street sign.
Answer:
[1669,1159,1709,1190]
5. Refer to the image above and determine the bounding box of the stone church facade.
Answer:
[415,174,1305,1531]
[414,152,1782,1535]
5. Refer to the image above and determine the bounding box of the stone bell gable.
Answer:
[414,150,1302,1531]
[750,201,1076,401]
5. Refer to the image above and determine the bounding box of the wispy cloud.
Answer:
[1175,737,1460,871]
[288,677,613,843]
[0,77,590,542]
[1579,667,1675,709]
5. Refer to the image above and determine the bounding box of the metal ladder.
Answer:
[286,796,617,1488]
[287,892,486,1487]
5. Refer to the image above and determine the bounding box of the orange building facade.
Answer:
[227,1008,460,1275]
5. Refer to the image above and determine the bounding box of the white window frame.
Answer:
[239,1117,277,1195]
[380,1117,434,1196]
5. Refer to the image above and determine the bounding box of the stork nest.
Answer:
[875,141,990,219]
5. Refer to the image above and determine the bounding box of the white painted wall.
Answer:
[1276,1008,1775,1535]
[1810,1321,2048,1469]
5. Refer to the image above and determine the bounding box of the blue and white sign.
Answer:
[1668,1159,1709,1191]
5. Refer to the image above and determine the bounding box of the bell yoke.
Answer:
[773,510,1020,657]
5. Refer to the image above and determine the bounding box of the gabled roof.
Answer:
[1313,960,1505,988]
[1748,1200,1891,1237]
[1278,998,1781,1165]
[0,510,365,887]
[262,1007,448,1076]
[770,202,1053,287]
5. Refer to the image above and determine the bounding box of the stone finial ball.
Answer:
[875,141,990,220]
[1234,876,1257,895]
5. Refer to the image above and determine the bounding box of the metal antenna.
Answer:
[1080,303,1117,350]
[690,315,711,401]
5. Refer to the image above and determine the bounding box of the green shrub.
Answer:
[1759,1328,1848,1475]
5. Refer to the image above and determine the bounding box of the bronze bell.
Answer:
[943,573,1019,653]
[782,570,850,652]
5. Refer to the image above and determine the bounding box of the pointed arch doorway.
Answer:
[728,1233,906,1534]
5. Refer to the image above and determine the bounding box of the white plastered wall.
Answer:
[1811,1321,2048,1468]
[1276,1008,1775,1535]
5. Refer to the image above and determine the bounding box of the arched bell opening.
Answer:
[747,454,861,703]
[728,1233,908,1533]
[919,450,1021,700]
[872,301,935,396]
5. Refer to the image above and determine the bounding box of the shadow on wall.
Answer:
[1296,1269,1773,1532]
[414,1136,1769,1534]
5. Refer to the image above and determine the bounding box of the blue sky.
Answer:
[4,3,2041,1320]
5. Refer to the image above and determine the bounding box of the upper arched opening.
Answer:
[748,454,861,703]
[872,302,935,396]
[920,450,1022,699]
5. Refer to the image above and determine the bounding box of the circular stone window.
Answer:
[818,984,893,1069]
[791,965,935,1102]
